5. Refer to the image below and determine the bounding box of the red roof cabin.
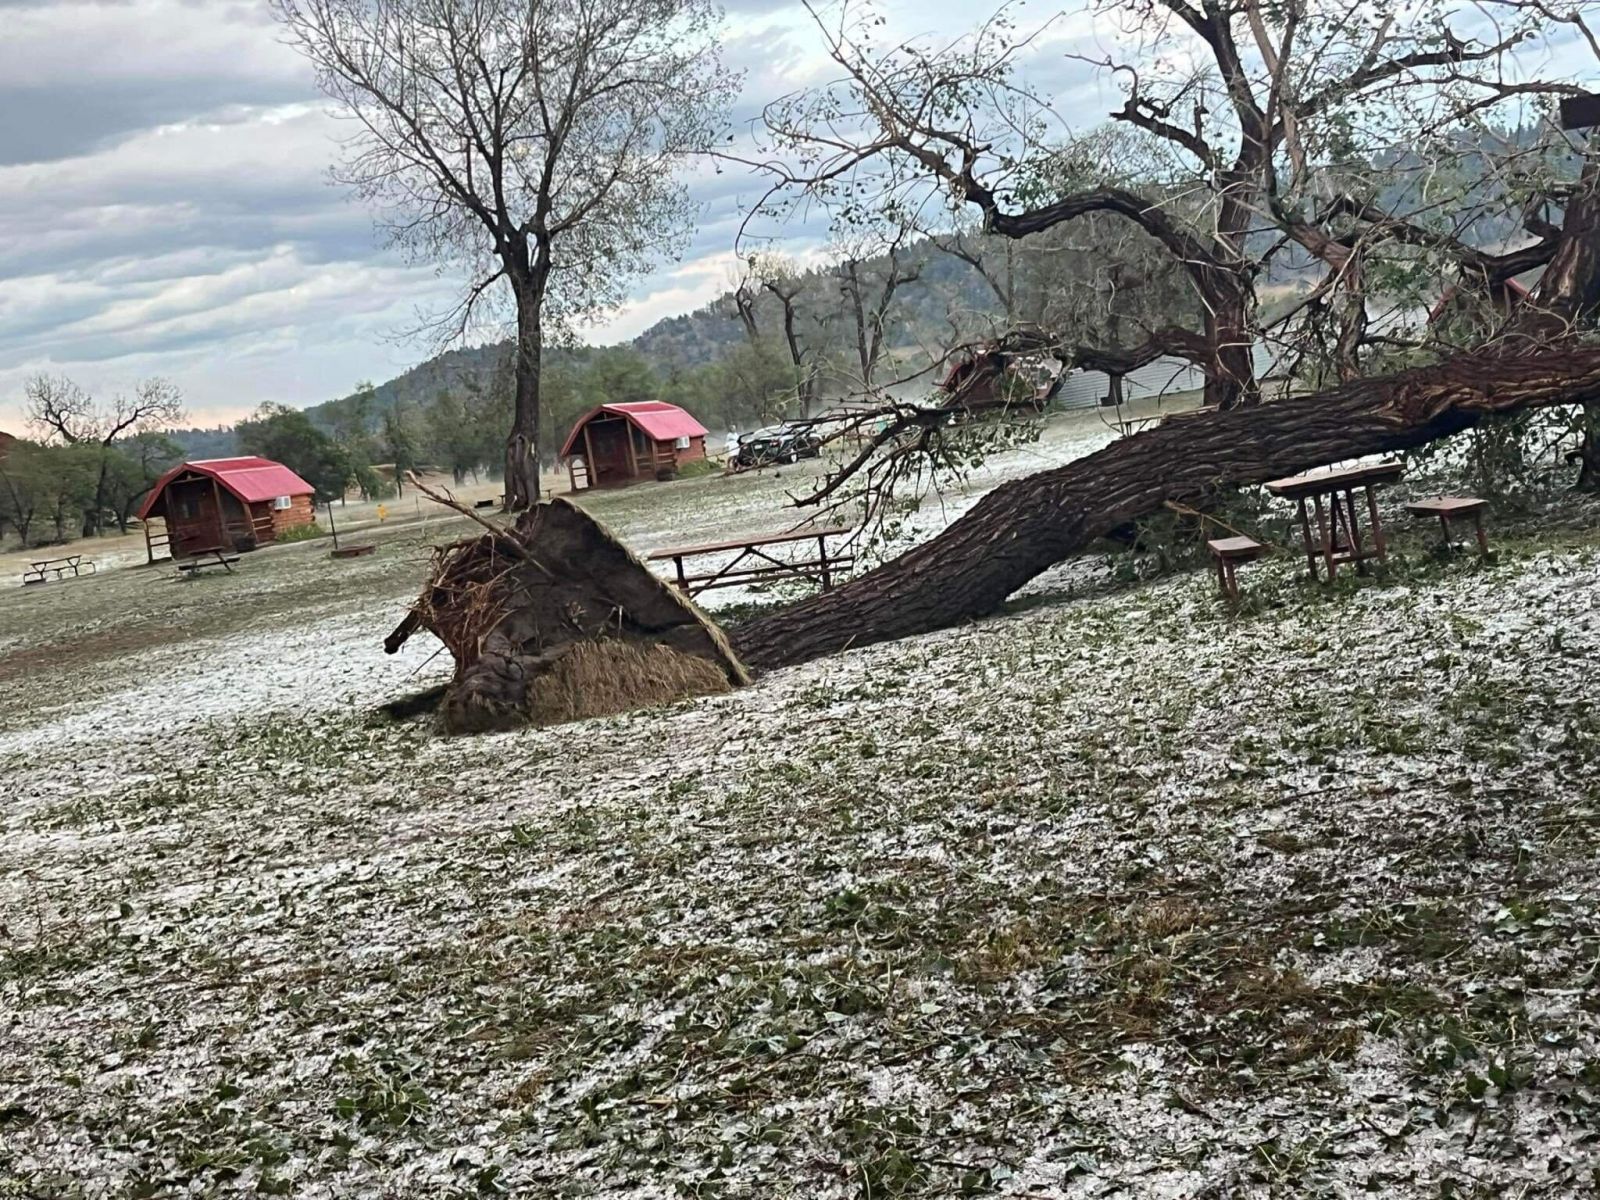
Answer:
[560,401,708,491]
[137,456,316,563]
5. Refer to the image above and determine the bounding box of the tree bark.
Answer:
[84,451,111,539]
[503,264,546,512]
[732,343,1600,671]
[1528,162,1600,491]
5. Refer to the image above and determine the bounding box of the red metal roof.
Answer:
[558,402,708,458]
[137,456,316,519]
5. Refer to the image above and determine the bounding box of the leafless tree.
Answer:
[832,224,922,391]
[25,375,185,537]
[273,0,737,510]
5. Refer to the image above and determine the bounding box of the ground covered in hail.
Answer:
[2,427,1600,1197]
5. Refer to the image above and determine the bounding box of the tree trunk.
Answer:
[732,343,1600,671]
[1200,287,1259,410]
[504,273,545,512]
[84,452,110,538]
[1527,161,1600,493]
[1576,407,1600,493]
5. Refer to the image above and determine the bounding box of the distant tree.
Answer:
[708,340,796,430]
[274,0,738,511]
[24,374,185,536]
[425,391,484,485]
[104,431,182,534]
[832,225,923,392]
[730,254,829,419]
[327,382,382,500]
[237,404,350,501]
[29,444,102,545]
[380,399,423,498]
[0,440,50,544]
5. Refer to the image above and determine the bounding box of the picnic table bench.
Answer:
[1265,460,1404,581]
[1206,536,1266,602]
[21,554,96,586]
[1405,496,1491,556]
[647,526,855,597]
[176,546,240,575]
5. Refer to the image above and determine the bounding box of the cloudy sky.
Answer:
[3,1,1584,432]
[0,0,1118,430]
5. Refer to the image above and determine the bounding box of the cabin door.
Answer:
[586,418,633,486]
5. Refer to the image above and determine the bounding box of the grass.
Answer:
[2,419,1600,1197]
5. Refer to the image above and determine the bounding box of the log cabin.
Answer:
[560,401,708,491]
[137,456,316,562]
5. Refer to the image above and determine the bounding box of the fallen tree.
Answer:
[731,340,1600,670]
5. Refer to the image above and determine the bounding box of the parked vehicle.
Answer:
[731,425,823,470]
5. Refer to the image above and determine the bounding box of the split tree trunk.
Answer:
[732,343,1600,671]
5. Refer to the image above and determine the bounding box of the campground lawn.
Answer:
[3,410,1599,1198]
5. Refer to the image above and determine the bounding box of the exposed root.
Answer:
[385,496,745,733]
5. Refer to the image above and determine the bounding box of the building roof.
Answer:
[559,401,708,458]
[137,456,316,519]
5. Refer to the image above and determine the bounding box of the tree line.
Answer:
[0,376,184,547]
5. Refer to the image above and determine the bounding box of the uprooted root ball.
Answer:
[384,497,747,733]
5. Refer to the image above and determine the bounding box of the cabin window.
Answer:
[272,495,292,510]
[674,436,690,450]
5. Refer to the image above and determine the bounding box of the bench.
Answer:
[1207,536,1266,602]
[647,526,855,597]
[176,547,240,575]
[21,554,95,586]
[1404,496,1490,556]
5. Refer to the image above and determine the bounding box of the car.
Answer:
[732,424,823,470]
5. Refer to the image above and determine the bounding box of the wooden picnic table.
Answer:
[647,526,855,597]
[1265,460,1405,581]
[21,554,95,586]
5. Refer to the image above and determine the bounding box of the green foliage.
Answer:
[426,389,500,484]
[1409,409,1580,504]
[276,521,326,544]
[236,404,350,502]
[379,399,424,496]
[673,457,720,480]
[0,440,111,546]
[323,383,382,499]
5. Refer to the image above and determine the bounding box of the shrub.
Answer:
[277,521,326,544]
[674,458,721,480]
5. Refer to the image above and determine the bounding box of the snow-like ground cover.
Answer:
[2,410,1600,1198]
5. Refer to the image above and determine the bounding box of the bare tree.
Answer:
[25,375,185,537]
[273,0,737,510]
[833,224,922,391]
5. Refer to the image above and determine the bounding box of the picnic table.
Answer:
[21,554,95,586]
[647,526,855,597]
[1265,460,1405,581]
[176,546,240,575]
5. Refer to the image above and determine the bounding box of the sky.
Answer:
[0,0,1114,430]
[2,1,1585,433]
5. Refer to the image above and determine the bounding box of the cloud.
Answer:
[14,0,1568,434]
